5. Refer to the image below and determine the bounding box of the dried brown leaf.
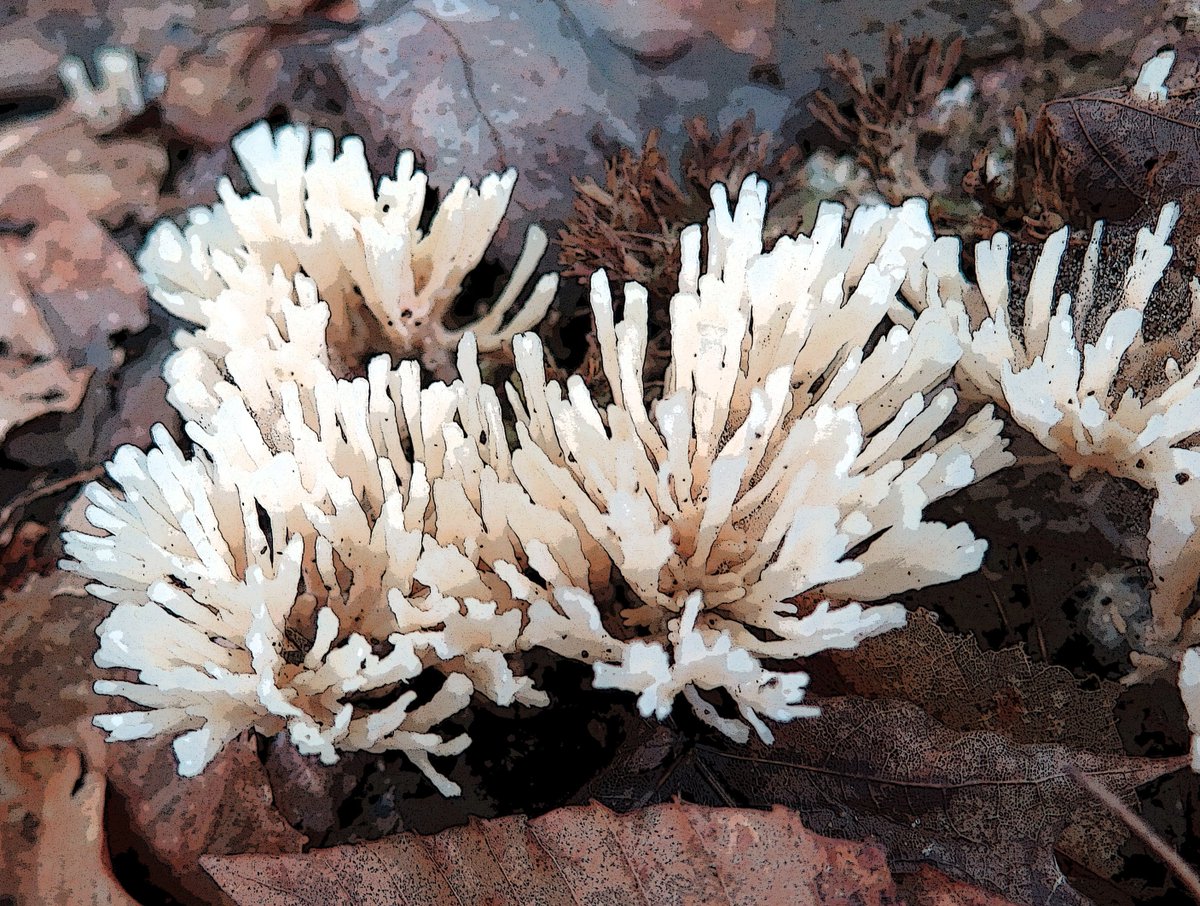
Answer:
[578,697,1184,906]
[139,0,370,147]
[101,735,307,906]
[976,47,1200,247]
[204,801,902,906]
[825,610,1122,751]
[0,148,152,348]
[1034,82,1200,227]
[0,53,166,459]
[821,609,1147,888]
[0,735,137,906]
[0,94,166,230]
[261,735,371,846]
[156,28,288,146]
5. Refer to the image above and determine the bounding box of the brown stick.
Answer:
[0,465,105,548]
[1067,762,1200,903]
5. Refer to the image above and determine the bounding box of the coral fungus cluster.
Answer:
[912,202,1200,769]
[70,112,1200,790]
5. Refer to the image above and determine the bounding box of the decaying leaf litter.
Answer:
[2,3,1200,905]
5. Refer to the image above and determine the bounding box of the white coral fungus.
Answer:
[58,47,145,127]
[507,177,1014,742]
[62,346,564,793]
[917,205,1200,660]
[64,154,1012,785]
[138,121,558,423]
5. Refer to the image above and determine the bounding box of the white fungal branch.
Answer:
[62,349,569,789]
[977,206,1198,486]
[914,204,1200,658]
[507,177,1013,742]
[138,120,558,402]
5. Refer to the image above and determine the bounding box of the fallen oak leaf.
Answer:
[0,566,107,752]
[0,166,149,373]
[202,800,903,906]
[143,0,364,147]
[0,48,166,230]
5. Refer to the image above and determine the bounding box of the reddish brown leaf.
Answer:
[0,59,161,462]
[103,735,307,906]
[0,563,304,906]
[203,801,903,906]
[901,866,1025,906]
[0,735,137,906]
[261,735,371,845]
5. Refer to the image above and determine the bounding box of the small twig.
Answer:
[691,752,738,809]
[981,573,1013,635]
[1067,762,1200,903]
[0,465,105,548]
[1016,546,1050,663]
